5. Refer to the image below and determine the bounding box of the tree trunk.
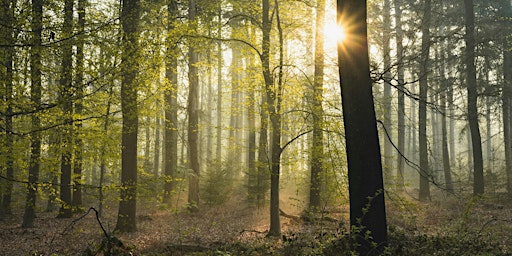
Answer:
[22,0,43,228]
[73,0,86,213]
[464,0,484,195]
[382,0,393,183]
[57,0,74,219]
[187,0,200,211]
[164,0,178,205]
[394,0,405,191]
[1,0,15,217]
[309,0,325,212]
[503,1,512,196]
[337,1,387,254]
[216,7,223,165]
[419,0,431,202]
[116,0,140,233]
[154,111,161,177]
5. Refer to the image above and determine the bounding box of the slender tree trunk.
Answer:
[337,1,387,253]
[164,0,178,205]
[99,86,113,218]
[419,0,431,202]
[394,0,405,191]
[154,111,161,177]
[116,0,140,232]
[187,0,200,210]
[1,0,15,217]
[57,0,74,219]
[464,0,484,195]
[73,0,86,212]
[22,0,43,228]
[309,0,325,212]
[216,6,223,165]
[247,52,258,205]
[382,0,393,183]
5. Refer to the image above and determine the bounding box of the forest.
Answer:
[1,0,512,255]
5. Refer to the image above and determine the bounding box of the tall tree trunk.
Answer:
[1,0,15,217]
[309,0,325,212]
[164,0,178,205]
[394,0,405,191]
[382,0,393,183]
[464,0,484,195]
[187,0,200,211]
[22,0,43,228]
[57,0,74,219]
[502,1,512,196]
[73,0,86,212]
[116,0,140,232]
[441,57,454,193]
[247,51,258,205]
[216,3,223,165]
[337,1,387,254]
[154,111,161,177]
[419,0,431,202]
[99,86,113,217]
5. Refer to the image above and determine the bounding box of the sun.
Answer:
[324,21,347,45]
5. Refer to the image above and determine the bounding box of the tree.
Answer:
[72,0,87,212]
[309,0,326,212]
[503,0,512,196]
[22,0,43,228]
[116,0,141,233]
[337,0,387,254]
[464,0,484,195]
[394,0,405,191]
[163,0,179,206]
[187,0,200,211]
[382,0,393,183]
[1,0,16,217]
[419,0,431,202]
[57,0,74,219]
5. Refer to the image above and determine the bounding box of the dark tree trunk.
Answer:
[187,0,200,211]
[57,0,74,219]
[503,1,512,196]
[337,1,387,254]
[464,0,484,195]
[1,0,15,217]
[22,0,43,228]
[116,0,140,233]
[419,0,431,202]
[164,0,178,205]
[309,0,325,212]
[394,0,405,191]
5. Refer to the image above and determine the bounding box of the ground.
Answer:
[1,191,512,255]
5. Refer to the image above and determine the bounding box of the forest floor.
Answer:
[1,190,512,255]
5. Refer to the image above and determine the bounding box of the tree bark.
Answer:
[337,1,387,254]
[309,0,325,212]
[419,0,431,202]
[502,1,512,196]
[116,0,140,232]
[394,0,405,191]
[187,0,200,211]
[72,0,86,212]
[22,0,43,228]
[382,0,393,183]
[464,0,484,195]
[164,0,179,205]
[57,0,74,219]
[1,0,15,217]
